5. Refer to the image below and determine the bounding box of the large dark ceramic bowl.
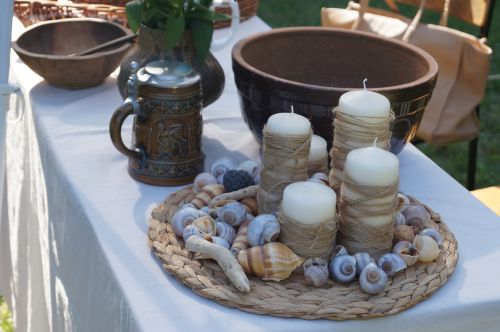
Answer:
[232,27,438,153]
[12,18,133,89]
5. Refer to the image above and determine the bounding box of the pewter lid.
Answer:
[137,60,200,88]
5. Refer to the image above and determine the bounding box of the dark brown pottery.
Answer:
[12,18,133,89]
[117,26,225,107]
[232,27,438,153]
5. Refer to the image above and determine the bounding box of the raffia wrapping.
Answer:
[278,208,338,260]
[329,107,394,191]
[338,173,398,259]
[257,125,312,214]
[307,155,328,177]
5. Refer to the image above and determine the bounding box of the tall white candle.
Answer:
[339,90,390,123]
[308,135,328,162]
[282,181,336,225]
[266,112,311,136]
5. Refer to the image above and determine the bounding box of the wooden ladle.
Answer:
[70,34,137,56]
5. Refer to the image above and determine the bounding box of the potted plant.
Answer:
[117,0,238,106]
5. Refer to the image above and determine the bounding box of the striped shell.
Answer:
[230,220,250,255]
[236,242,304,282]
[190,184,225,209]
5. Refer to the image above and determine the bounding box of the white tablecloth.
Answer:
[1,16,500,332]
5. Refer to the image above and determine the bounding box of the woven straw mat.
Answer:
[147,186,458,320]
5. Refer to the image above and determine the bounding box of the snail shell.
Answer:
[414,235,440,262]
[247,214,280,247]
[191,184,225,209]
[303,258,329,287]
[237,160,261,183]
[377,253,406,277]
[236,242,304,281]
[393,225,415,243]
[359,263,388,294]
[217,201,247,226]
[240,197,258,216]
[354,252,374,276]
[402,204,430,234]
[182,203,196,209]
[192,215,217,237]
[309,173,330,186]
[397,193,411,210]
[329,254,356,283]
[230,220,250,255]
[216,222,236,244]
[207,236,231,250]
[420,228,443,247]
[171,207,205,236]
[393,241,420,266]
[210,157,237,181]
[395,211,406,226]
[182,224,203,242]
[193,172,218,192]
[334,245,349,257]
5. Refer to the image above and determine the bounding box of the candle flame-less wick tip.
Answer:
[291,105,295,113]
[373,137,378,147]
[363,78,368,90]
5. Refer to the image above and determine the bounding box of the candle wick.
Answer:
[373,137,378,147]
[363,78,368,90]
[291,105,295,114]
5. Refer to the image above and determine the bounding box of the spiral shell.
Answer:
[309,173,330,186]
[414,235,440,262]
[171,207,204,236]
[216,222,236,244]
[334,245,349,257]
[354,252,374,276]
[393,225,415,243]
[359,263,388,294]
[182,203,196,209]
[397,193,411,210]
[303,258,329,287]
[395,211,406,226]
[420,228,443,247]
[210,157,237,181]
[393,241,420,266]
[191,184,225,209]
[329,254,356,283]
[377,253,406,277]
[402,205,430,234]
[240,197,258,216]
[236,242,304,281]
[182,224,203,242]
[207,236,231,250]
[192,215,217,237]
[193,172,218,192]
[230,220,250,255]
[237,160,261,183]
[247,214,280,247]
[217,201,247,226]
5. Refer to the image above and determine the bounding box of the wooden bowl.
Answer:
[12,18,133,89]
[232,27,438,153]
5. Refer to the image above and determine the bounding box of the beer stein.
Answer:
[110,60,204,186]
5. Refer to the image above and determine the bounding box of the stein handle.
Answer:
[210,0,240,51]
[109,102,142,160]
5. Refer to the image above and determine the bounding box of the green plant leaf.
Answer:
[190,19,213,63]
[186,7,213,22]
[200,0,213,7]
[143,8,168,26]
[125,0,142,33]
[165,15,186,49]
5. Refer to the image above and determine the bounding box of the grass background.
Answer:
[257,0,500,189]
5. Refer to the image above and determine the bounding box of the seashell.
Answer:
[359,263,388,294]
[377,253,406,277]
[334,245,349,257]
[240,197,258,216]
[329,254,356,283]
[420,228,443,247]
[230,220,250,255]
[393,225,415,243]
[303,258,329,287]
[171,207,204,236]
[309,173,330,186]
[246,213,255,222]
[236,242,304,281]
[414,235,440,262]
[237,160,261,182]
[395,211,406,226]
[210,157,237,181]
[193,172,218,192]
[397,193,411,210]
[216,222,236,244]
[393,241,420,266]
[192,215,217,237]
[191,184,225,209]
[402,205,430,234]
[182,224,203,242]
[354,252,374,276]
[247,214,280,247]
[200,206,210,215]
[182,203,196,209]
[217,201,247,226]
[207,236,231,250]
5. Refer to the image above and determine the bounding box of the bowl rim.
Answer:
[232,26,438,93]
[11,18,134,60]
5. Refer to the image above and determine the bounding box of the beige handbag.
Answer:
[321,0,492,145]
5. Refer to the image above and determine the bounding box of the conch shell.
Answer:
[236,242,304,281]
[230,220,250,255]
[191,184,225,209]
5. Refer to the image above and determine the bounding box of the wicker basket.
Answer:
[214,0,259,29]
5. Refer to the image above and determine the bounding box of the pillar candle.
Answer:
[308,135,328,162]
[266,112,311,136]
[339,90,390,124]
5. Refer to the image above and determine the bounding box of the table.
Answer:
[1,16,500,332]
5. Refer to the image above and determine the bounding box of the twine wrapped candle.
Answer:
[338,146,399,259]
[329,86,393,191]
[307,135,328,177]
[278,181,338,259]
[257,112,312,214]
